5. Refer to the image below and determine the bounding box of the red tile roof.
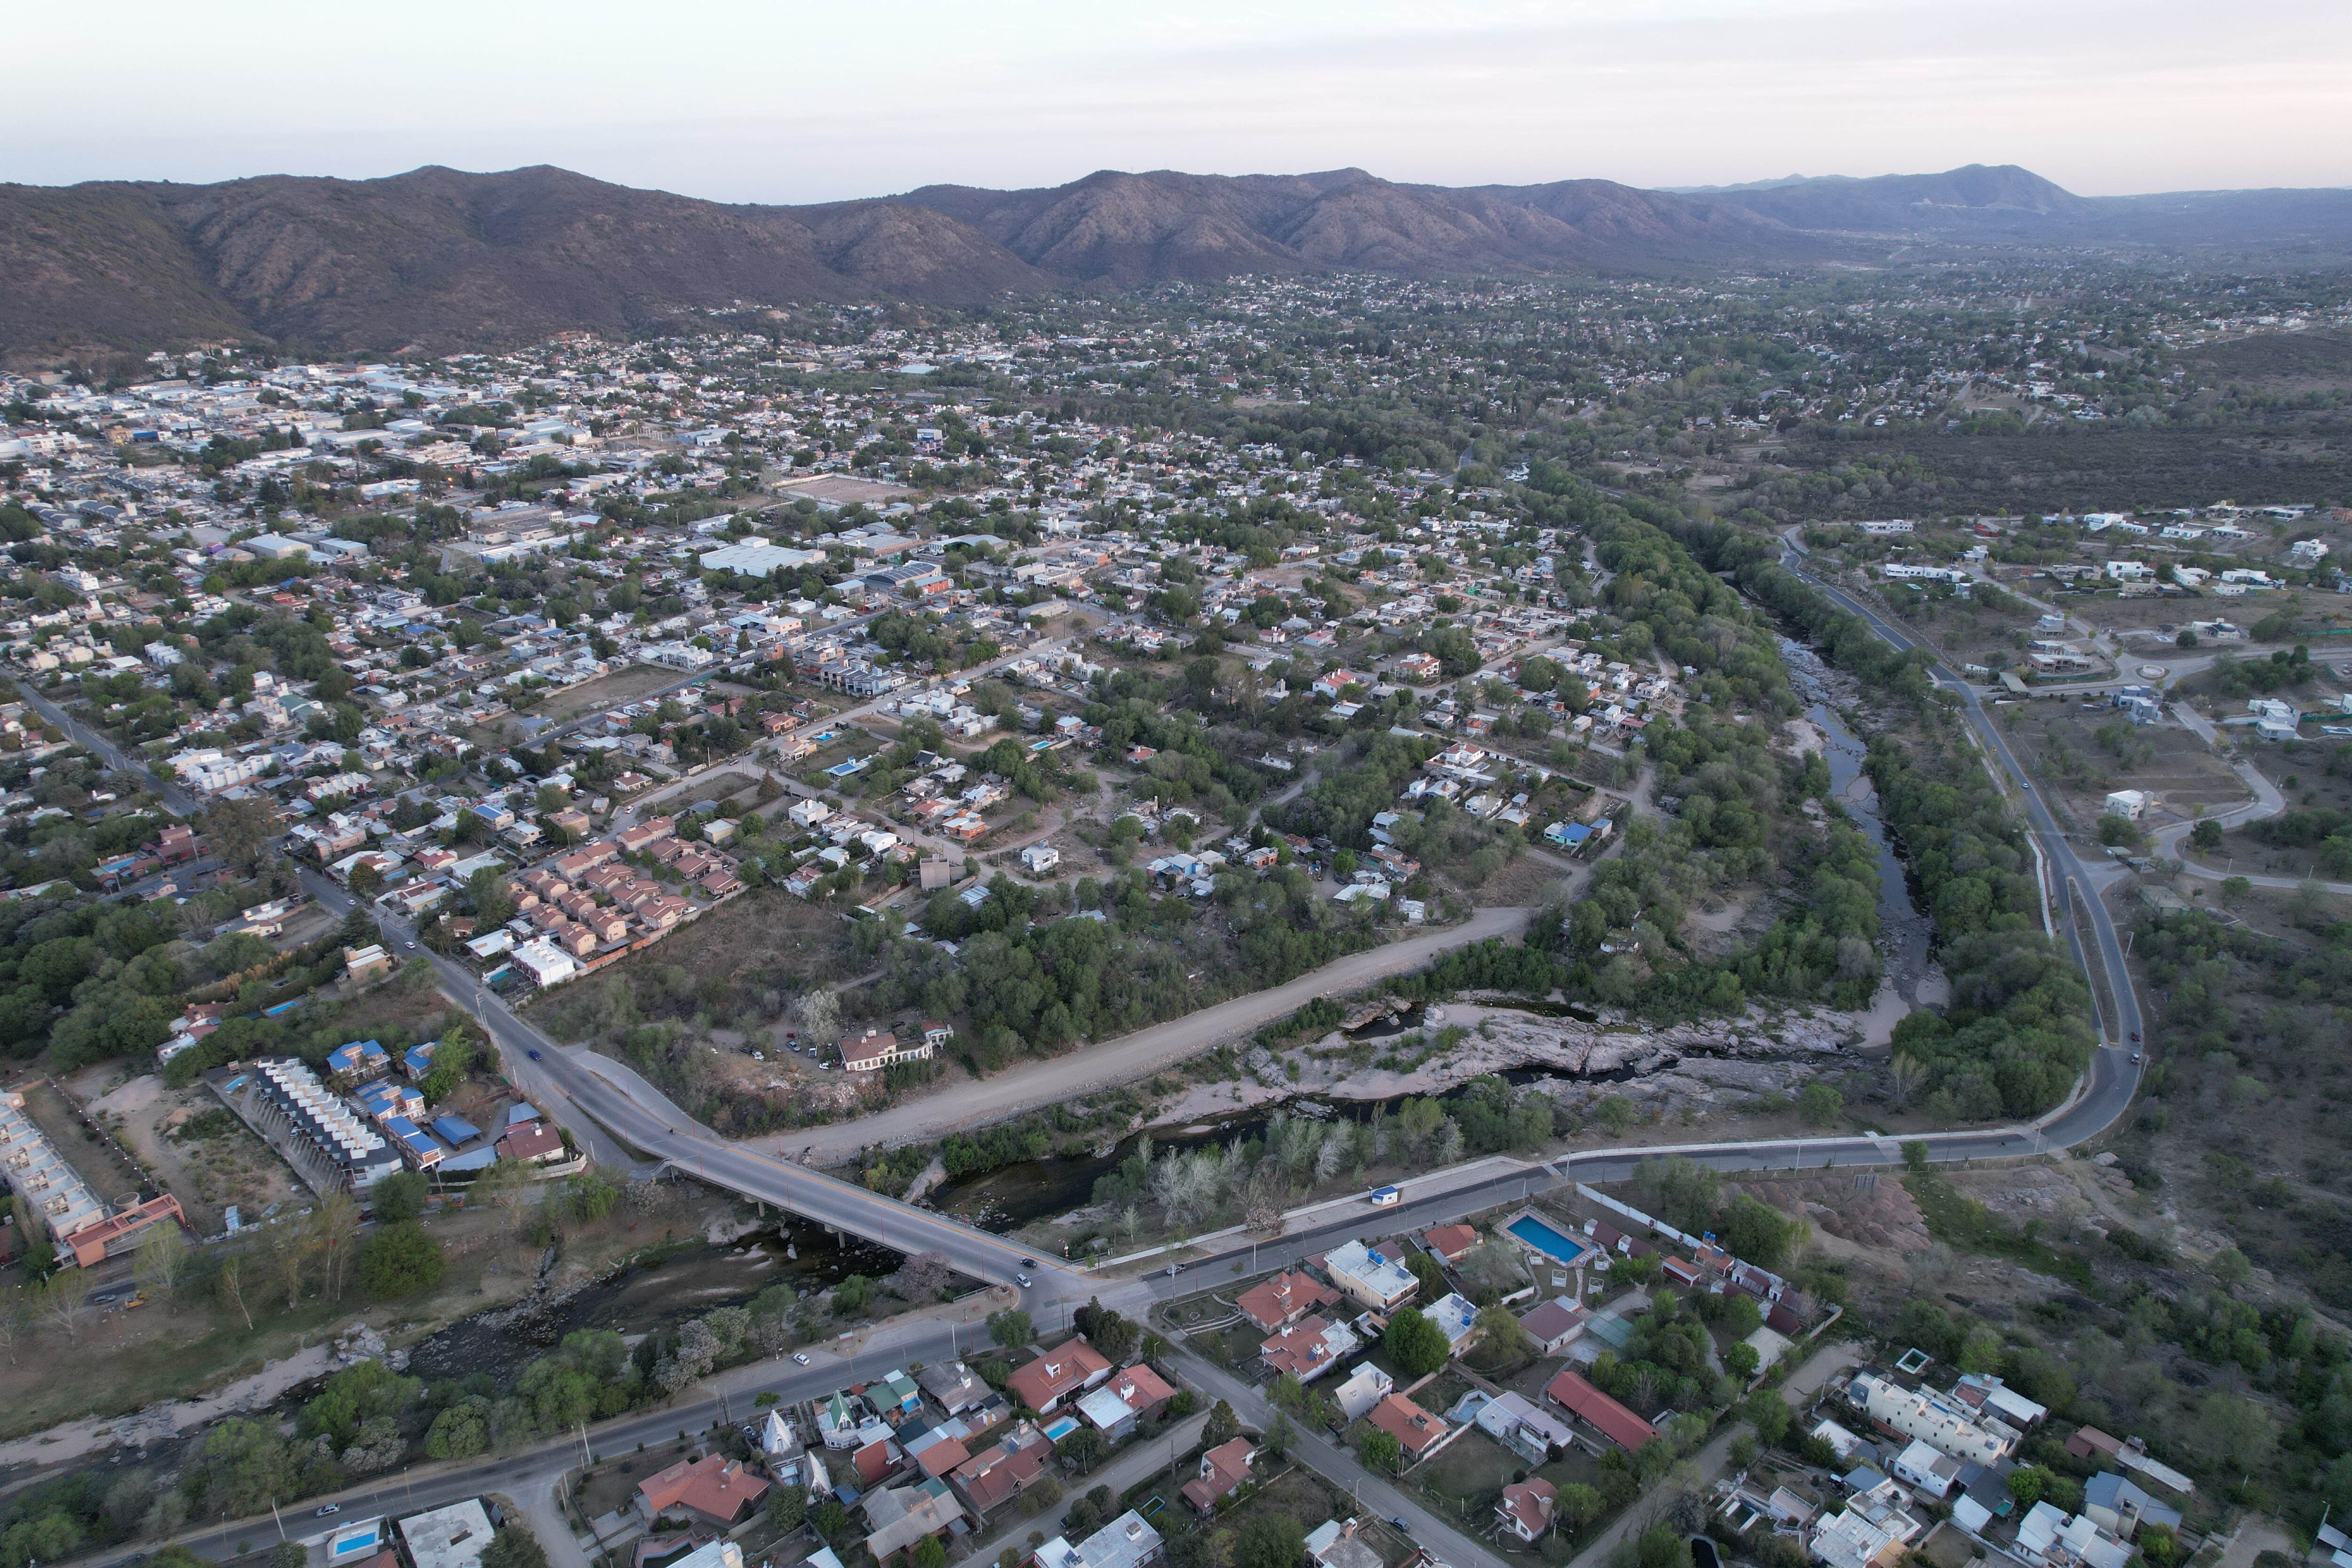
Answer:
[1180,1438,1255,1512]
[1422,1224,1478,1263]
[1367,1392,1448,1456]
[636,1455,772,1524]
[1236,1270,1341,1332]
[1004,1337,1112,1412]
[1545,1369,1658,1451]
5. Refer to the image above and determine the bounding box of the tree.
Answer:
[134,1220,191,1302]
[423,1396,490,1460]
[987,1308,1033,1349]
[1557,1482,1605,1531]
[1956,1324,2004,1375]
[1744,1391,1791,1448]
[766,1485,809,1534]
[1058,1428,1105,1471]
[2190,819,2223,853]
[2007,1466,2051,1508]
[1796,1080,1843,1128]
[1722,1194,1798,1270]
[217,1253,254,1329]
[1355,1428,1404,1472]
[358,1221,446,1297]
[207,795,280,876]
[1237,1514,1305,1568]
[910,1537,947,1568]
[480,1525,550,1568]
[1383,1306,1450,1377]
[372,1170,429,1222]
[1635,1525,1691,1568]
[40,1267,94,1339]
[1203,1399,1242,1446]
[1263,1413,1295,1460]
[311,1190,362,1300]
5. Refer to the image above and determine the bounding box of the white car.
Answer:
[792,1352,811,1366]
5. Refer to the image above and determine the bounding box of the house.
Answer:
[1423,1292,1480,1355]
[1260,1316,1361,1383]
[1237,1270,1342,1333]
[1420,1224,1478,1265]
[1036,1512,1164,1568]
[326,1038,391,1086]
[1021,844,1061,875]
[1474,1392,1577,1463]
[1851,1373,2014,1463]
[1304,1520,1382,1568]
[1073,1364,1177,1439]
[1496,1479,1557,1543]
[1319,1239,1417,1311]
[917,1361,991,1416]
[499,1121,566,1165]
[1005,1336,1113,1414]
[861,1478,969,1562]
[2015,1502,2134,1568]
[949,1424,1051,1513]
[1366,1393,1448,1461]
[1518,1297,1589,1355]
[635,1456,772,1528]
[1545,1368,1658,1451]
[838,1027,938,1073]
[1810,1510,1910,1568]
[1892,1439,1964,1499]
[1179,1438,1255,1513]
[2102,789,2149,820]
[2082,1474,2183,1539]
[1330,1364,1394,1423]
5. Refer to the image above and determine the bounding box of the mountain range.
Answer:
[4,162,2347,361]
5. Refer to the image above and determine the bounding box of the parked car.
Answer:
[792,1352,811,1366]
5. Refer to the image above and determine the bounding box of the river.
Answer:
[1779,637,1937,1002]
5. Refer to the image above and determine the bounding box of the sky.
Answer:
[13,0,2350,200]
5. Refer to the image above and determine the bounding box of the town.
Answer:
[1,243,2350,1568]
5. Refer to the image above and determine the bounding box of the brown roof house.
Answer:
[949,1424,1052,1514]
[1005,1337,1113,1414]
[1236,1270,1341,1333]
[635,1456,771,1528]
[1180,1438,1256,1515]
[1366,1393,1449,1462]
[1497,1480,1557,1543]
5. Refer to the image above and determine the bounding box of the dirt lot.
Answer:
[0,1075,153,1231]
[530,665,694,727]
[2192,742,2352,878]
[71,1066,302,1234]
[1994,700,2247,836]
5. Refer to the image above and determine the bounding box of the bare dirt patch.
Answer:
[73,1067,301,1234]
[1995,701,2249,836]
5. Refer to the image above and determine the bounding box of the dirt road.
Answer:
[761,904,1533,1163]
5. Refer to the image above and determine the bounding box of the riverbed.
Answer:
[1780,637,1939,1010]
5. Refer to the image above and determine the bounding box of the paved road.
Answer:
[97,1313,980,1568]
[15,682,199,814]
[1775,535,2145,1117]
[1176,1347,1512,1568]
[759,904,1535,1166]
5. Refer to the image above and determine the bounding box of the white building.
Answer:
[509,937,578,989]
[1021,844,1061,875]
[398,1500,497,1568]
[1851,1373,2015,1464]
[1321,1240,1417,1311]
[2102,790,2150,820]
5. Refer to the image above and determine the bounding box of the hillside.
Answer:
[3,160,2347,360]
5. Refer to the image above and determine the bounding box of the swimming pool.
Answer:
[1042,1415,1081,1442]
[1507,1211,1596,1268]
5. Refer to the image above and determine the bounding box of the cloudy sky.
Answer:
[14,0,2349,199]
